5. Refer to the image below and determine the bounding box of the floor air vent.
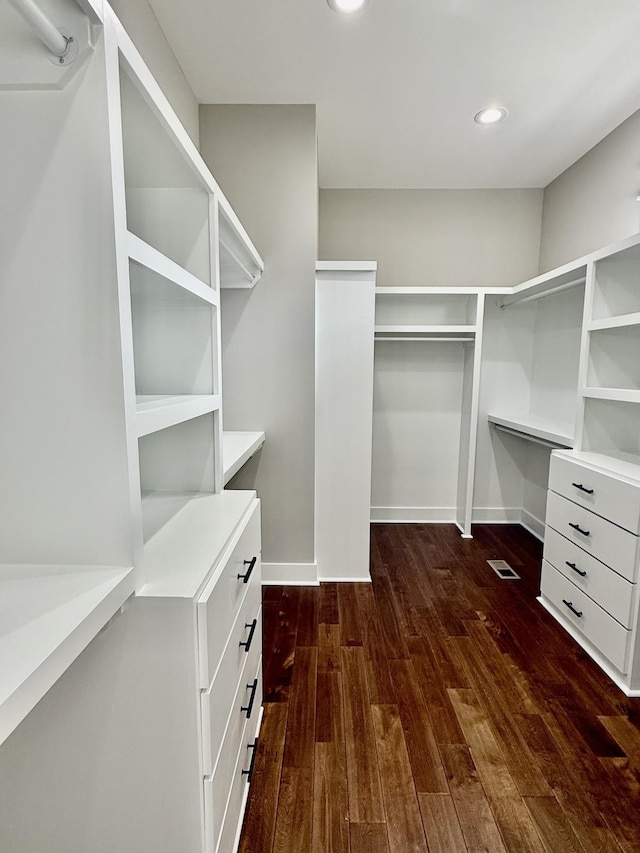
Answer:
[487,559,520,579]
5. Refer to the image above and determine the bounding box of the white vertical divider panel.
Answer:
[103,9,144,581]
[456,293,485,537]
[315,262,377,582]
[210,195,224,493]
[574,260,597,451]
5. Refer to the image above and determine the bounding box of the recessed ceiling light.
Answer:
[327,0,368,14]
[474,106,508,125]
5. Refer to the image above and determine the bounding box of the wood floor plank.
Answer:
[407,636,466,746]
[370,703,428,853]
[448,688,521,799]
[263,588,301,703]
[315,669,343,744]
[338,583,364,647]
[342,646,385,823]
[524,796,586,853]
[319,582,340,625]
[488,796,547,853]
[418,793,467,853]
[350,823,390,853]
[389,658,448,793]
[356,583,396,705]
[238,702,288,853]
[318,622,341,674]
[312,741,349,853]
[272,766,313,853]
[282,646,317,769]
[449,636,552,797]
[440,743,508,853]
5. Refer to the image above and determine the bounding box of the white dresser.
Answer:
[540,450,640,695]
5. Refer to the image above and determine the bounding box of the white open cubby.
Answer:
[375,289,477,328]
[119,60,211,285]
[592,243,640,322]
[587,325,640,391]
[581,398,640,466]
[130,260,216,397]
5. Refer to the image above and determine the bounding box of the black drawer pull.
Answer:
[241,678,259,719]
[569,522,590,536]
[238,556,257,584]
[571,482,594,495]
[566,561,587,577]
[241,737,259,784]
[563,599,583,618]
[239,618,258,653]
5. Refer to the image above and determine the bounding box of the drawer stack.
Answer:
[541,451,640,694]
[197,500,263,852]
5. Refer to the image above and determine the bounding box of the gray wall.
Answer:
[199,105,318,567]
[540,108,640,271]
[319,189,544,287]
[110,0,199,144]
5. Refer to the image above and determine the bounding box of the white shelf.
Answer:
[127,232,218,306]
[375,325,476,335]
[223,431,265,484]
[139,490,257,598]
[551,449,640,484]
[0,565,134,747]
[219,208,264,289]
[488,413,574,448]
[136,395,220,437]
[589,312,640,332]
[582,387,640,404]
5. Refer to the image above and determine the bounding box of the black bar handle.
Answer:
[563,599,583,618]
[241,678,259,719]
[566,561,587,577]
[569,522,590,536]
[238,556,257,584]
[241,737,259,783]
[239,619,258,653]
[571,482,594,495]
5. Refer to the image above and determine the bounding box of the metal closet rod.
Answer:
[497,276,586,310]
[492,422,571,450]
[8,0,72,59]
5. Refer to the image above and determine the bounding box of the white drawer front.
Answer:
[197,500,261,688]
[541,560,630,673]
[549,454,640,533]
[216,671,263,853]
[546,491,638,577]
[204,659,262,853]
[201,602,262,777]
[543,527,636,627]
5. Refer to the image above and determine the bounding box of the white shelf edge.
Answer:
[487,413,574,448]
[317,261,377,272]
[588,312,640,331]
[375,286,502,295]
[582,387,640,404]
[223,431,265,484]
[127,232,218,306]
[374,324,477,334]
[136,394,221,437]
[0,565,134,747]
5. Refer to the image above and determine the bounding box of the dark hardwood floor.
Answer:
[239,524,640,852]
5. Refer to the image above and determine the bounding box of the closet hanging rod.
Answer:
[497,276,586,310]
[492,422,571,449]
[8,0,77,63]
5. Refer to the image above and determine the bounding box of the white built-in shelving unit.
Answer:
[0,3,265,850]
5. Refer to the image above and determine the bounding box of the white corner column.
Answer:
[315,262,377,582]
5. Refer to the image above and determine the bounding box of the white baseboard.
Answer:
[520,509,545,542]
[370,506,457,523]
[261,562,319,586]
[471,507,522,524]
[318,575,372,583]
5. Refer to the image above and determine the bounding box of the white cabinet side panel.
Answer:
[315,276,375,581]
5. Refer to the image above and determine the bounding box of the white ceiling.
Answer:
[146,0,640,189]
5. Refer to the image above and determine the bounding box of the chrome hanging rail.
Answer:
[8,0,77,64]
